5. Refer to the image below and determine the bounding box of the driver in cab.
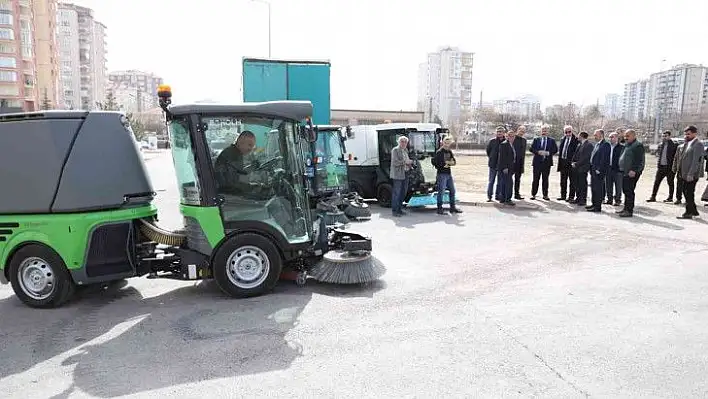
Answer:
[214,130,257,195]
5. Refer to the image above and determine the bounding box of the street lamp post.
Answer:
[251,0,271,58]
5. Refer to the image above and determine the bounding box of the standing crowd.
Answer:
[485,124,707,219]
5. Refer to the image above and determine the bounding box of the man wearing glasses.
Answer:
[556,125,579,201]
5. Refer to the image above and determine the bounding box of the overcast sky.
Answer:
[71,0,707,109]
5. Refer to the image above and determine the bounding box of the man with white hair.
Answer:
[390,135,414,217]
[557,125,579,201]
[432,135,462,215]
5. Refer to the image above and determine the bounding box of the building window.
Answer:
[0,55,15,68]
[0,42,13,54]
[0,12,12,25]
[0,27,13,40]
[0,99,22,108]
[0,70,17,82]
[0,84,19,96]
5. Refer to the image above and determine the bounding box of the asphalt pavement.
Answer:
[1,151,707,398]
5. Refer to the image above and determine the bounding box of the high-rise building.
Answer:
[417,46,474,127]
[493,94,542,121]
[603,93,622,119]
[56,2,107,110]
[108,70,164,110]
[646,63,708,120]
[0,0,41,113]
[622,79,649,122]
[33,0,58,109]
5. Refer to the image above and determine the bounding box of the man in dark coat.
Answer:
[569,131,593,206]
[513,125,528,200]
[496,130,518,206]
[557,125,579,201]
[587,129,612,212]
[647,130,678,203]
[485,126,506,202]
[529,125,558,200]
[605,131,625,206]
[617,129,646,218]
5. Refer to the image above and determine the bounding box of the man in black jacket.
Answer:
[557,125,579,201]
[432,136,462,215]
[497,130,518,206]
[513,125,528,200]
[485,126,506,202]
[647,130,678,203]
[529,125,558,200]
[570,131,593,206]
[605,131,625,206]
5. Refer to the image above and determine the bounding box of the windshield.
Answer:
[314,130,348,192]
[408,131,438,183]
[203,115,311,244]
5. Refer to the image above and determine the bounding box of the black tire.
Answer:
[212,233,283,298]
[8,244,76,309]
[377,183,393,208]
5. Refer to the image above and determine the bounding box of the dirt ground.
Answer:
[453,154,704,201]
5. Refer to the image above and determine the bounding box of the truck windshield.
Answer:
[314,130,347,192]
[202,115,311,244]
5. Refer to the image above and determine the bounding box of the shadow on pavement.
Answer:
[0,278,384,398]
[376,206,465,228]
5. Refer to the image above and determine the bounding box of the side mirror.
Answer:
[301,118,317,143]
[346,126,353,138]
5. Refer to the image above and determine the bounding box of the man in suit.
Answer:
[587,129,612,212]
[616,129,645,218]
[485,126,506,202]
[513,125,528,200]
[605,131,625,206]
[675,125,705,219]
[671,140,684,205]
[529,124,558,200]
[647,130,679,203]
[570,131,593,206]
[496,130,518,206]
[557,125,579,201]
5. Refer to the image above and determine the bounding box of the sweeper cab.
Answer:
[301,124,371,225]
[346,123,451,208]
[0,86,384,309]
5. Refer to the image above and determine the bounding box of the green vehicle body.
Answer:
[0,205,157,284]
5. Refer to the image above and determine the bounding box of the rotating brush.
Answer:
[309,250,386,284]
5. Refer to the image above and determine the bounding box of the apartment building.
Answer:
[603,93,622,119]
[622,79,649,122]
[0,0,37,112]
[33,0,58,109]
[646,63,708,119]
[109,70,163,110]
[493,94,542,121]
[56,2,107,110]
[110,81,155,114]
[417,46,474,126]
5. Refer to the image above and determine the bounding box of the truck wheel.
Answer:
[8,244,76,309]
[377,184,392,208]
[212,233,283,298]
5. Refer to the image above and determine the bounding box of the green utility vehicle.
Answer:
[0,87,382,309]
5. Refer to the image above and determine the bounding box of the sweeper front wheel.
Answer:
[377,184,392,208]
[212,233,283,298]
[8,244,76,309]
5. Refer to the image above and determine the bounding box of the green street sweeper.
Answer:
[0,86,384,309]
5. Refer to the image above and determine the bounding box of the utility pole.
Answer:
[476,90,483,144]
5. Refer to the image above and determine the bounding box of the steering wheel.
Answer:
[254,156,283,171]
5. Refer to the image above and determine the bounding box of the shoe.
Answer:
[437,209,447,215]
[618,211,633,217]
[585,205,594,210]
[568,199,578,204]
[530,196,537,200]
[604,200,613,205]
[575,202,586,206]
[392,212,402,217]
[450,208,463,214]
[487,198,493,202]
[646,198,656,202]
[587,208,601,212]
[505,201,516,206]
[614,200,622,206]
[543,196,550,201]
[674,200,682,205]
[557,196,566,201]
[663,198,673,203]
[515,195,524,200]
[676,213,693,219]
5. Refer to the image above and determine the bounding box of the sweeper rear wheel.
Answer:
[212,233,283,298]
[309,250,385,285]
[8,244,76,309]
